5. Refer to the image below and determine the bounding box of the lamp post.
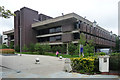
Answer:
[110,31,112,54]
[93,20,97,55]
[20,26,22,56]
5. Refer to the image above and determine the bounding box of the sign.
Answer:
[80,47,83,53]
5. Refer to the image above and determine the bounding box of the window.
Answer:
[50,37,56,41]
[49,28,55,33]
[74,22,80,29]
[50,36,61,42]
[56,36,61,41]
[74,33,80,39]
[49,26,61,33]
[56,27,61,32]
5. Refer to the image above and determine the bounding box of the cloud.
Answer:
[0,0,119,35]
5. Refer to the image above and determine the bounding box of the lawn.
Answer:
[16,52,79,58]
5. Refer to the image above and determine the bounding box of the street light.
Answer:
[110,31,112,54]
[93,20,97,55]
[20,26,22,56]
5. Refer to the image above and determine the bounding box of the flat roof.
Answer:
[3,29,14,35]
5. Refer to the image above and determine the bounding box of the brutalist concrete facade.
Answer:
[3,7,116,51]
[14,7,52,49]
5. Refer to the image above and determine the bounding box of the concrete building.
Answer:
[3,29,14,47]
[0,34,2,46]
[3,7,116,52]
[2,35,8,46]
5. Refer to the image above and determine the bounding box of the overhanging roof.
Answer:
[32,13,110,33]
[3,29,14,35]
[32,13,90,28]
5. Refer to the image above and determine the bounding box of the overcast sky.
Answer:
[0,0,119,35]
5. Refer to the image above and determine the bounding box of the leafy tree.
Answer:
[42,44,51,52]
[78,33,86,46]
[0,6,15,18]
[84,40,94,54]
[52,46,57,52]
[115,36,119,51]
[35,43,44,55]
[22,44,28,52]
[68,42,76,56]
[15,45,20,52]
[60,44,66,54]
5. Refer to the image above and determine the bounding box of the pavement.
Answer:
[0,54,119,79]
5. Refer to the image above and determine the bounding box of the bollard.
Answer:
[59,56,62,59]
[64,58,72,72]
[35,58,40,64]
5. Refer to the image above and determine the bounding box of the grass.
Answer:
[16,52,79,58]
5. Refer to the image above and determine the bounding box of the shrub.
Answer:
[35,43,44,55]
[9,42,14,49]
[15,45,20,52]
[110,53,120,71]
[70,56,99,73]
[22,44,28,52]
[0,49,15,54]
[28,43,35,52]
[1,44,8,49]
[96,52,106,56]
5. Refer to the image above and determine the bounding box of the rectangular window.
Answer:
[74,33,80,39]
[50,37,56,41]
[49,28,55,33]
[74,22,80,29]
[56,27,61,32]
[56,36,61,41]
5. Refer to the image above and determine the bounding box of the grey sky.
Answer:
[0,0,119,35]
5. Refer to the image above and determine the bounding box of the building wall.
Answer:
[20,7,38,48]
[14,10,20,47]
[14,7,53,50]
[2,35,8,46]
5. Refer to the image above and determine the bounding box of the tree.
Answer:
[60,44,66,54]
[35,43,44,55]
[68,42,76,56]
[78,33,86,46]
[42,44,51,52]
[114,36,119,51]
[0,6,15,18]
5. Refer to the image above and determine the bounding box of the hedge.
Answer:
[110,53,120,71]
[70,56,99,74]
[0,49,15,54]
